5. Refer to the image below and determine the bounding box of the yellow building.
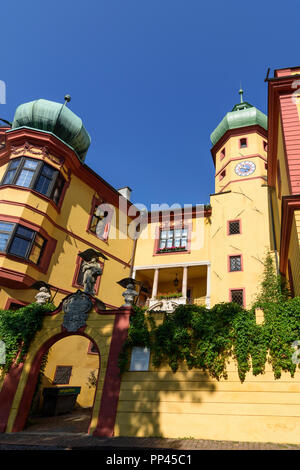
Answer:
[1,68,300,443]
[0,98,135,433]
[133,89,271,311]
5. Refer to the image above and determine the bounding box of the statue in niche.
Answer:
[82,257,103,295]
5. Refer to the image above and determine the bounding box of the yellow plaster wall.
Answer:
[134,216,211,268]
[214,133,267,194]
[209,180,271,308]
[115,359,300,444]
[41,336,99,408]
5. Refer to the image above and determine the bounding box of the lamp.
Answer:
[173,273,179,288]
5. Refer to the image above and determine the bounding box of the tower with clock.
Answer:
[208,88,271,310]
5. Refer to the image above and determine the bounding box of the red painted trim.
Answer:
[0,214,57,274]
[267,75,300,189]
[4,298,27,310]
[10,330,101,433]
[227,219,242,236]
[93,307,133,437]
[229,288,246,308]
[239,137,248,149]
[0,199,131,268]
[218,175,267,193]
[87,341,98,355]
[228,254,243,272]
[0,363,24,432]
[0,265,71,294]
[0,267,36,288]
[215,154,267,178]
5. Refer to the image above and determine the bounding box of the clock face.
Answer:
[235,161,256,177]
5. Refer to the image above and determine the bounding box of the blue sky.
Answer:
[1,0,299,208]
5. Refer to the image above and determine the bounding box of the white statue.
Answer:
[82,257,103,295]
[35,286,51,305]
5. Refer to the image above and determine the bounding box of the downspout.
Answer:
[129,237,137,278]
[268,186,279,274]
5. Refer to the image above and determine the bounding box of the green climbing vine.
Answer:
[119,253,300,382]
[0,302,54,373]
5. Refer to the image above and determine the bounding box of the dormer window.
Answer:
[239,138,247,148]
[1,157,65,206]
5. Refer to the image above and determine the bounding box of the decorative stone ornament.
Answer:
[35,286,51,305]
[62,290,93,332]
[122,282,138,307]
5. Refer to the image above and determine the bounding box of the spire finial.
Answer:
[64,94,71,107]
[239,85,244,103]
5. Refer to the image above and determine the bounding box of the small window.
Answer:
[230,289,244,306]
[263,141,268,152]
[157,227,188,253]
[240,138,247,148]
[89,205,110,240]
[53,366,72,384]
[228,220,240,235]
[265,163,268,170]
[220,148,226,160]
[129,347,150,371]
[88,342,98,354]
[219,169,226,181]
[229,255,242,272]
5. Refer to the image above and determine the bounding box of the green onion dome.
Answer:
[12,99,91,162]
[210,99,267,147]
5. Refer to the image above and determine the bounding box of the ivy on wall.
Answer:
[0,302,54,373]
[119,254,300,382]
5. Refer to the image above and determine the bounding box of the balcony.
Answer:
[147,295,206,313]
[133,262,210,312]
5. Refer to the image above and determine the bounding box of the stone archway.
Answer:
[0,293,132,435]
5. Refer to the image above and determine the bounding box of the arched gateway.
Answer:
[0,291,132,435]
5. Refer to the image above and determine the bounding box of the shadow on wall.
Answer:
[117,368,216,438]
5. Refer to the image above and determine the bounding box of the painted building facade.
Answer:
[0,66,300,443]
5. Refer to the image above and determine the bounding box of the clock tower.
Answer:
[208,90,272,309]
[210,88,268,194]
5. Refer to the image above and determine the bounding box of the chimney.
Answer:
[118,186,132,201]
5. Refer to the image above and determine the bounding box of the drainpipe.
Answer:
[129,237,137,278]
